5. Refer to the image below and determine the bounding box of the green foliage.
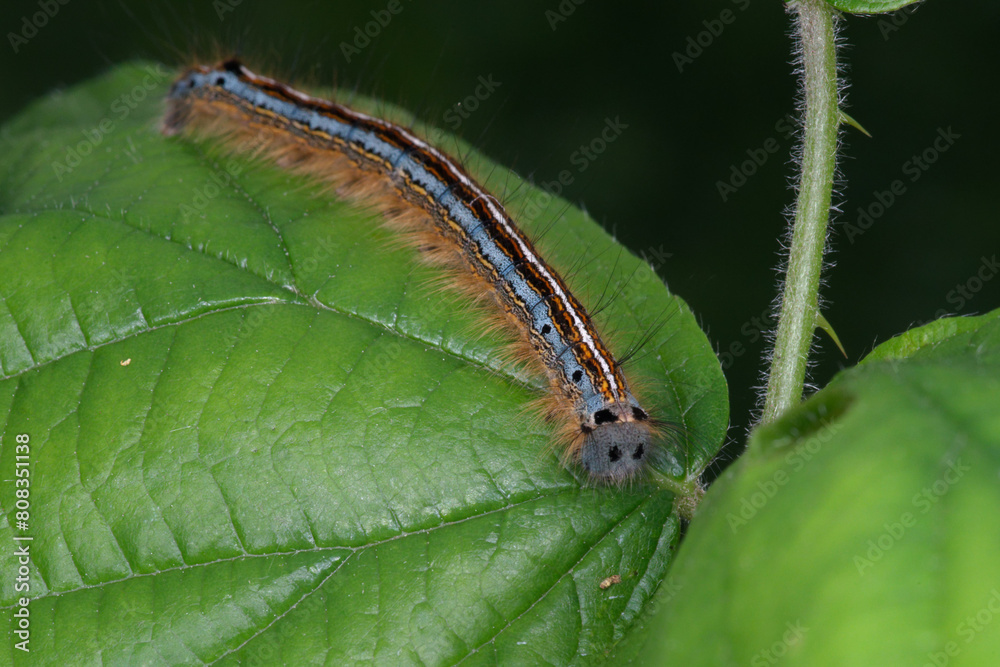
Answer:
[823,0,922,13]
[860,310,997,364]
[631,310,1000,664]
[0,63,727,663]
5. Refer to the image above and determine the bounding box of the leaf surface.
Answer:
[823,0,922,13]
[632,309,1000,665]
[0,63,727,664]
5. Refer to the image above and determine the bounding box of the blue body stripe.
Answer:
[166,64,647,425]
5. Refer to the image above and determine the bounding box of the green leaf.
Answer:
[631,309,1000,665]
[861,310,999,364]
[824,0,922,13]
[0,62,726,663]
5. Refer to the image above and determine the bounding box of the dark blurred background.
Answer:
[2,1,997,475]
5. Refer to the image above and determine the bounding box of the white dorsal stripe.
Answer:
[216,63,623,404]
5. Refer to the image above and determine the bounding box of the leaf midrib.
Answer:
[0,193,541,392]
[2,487,618,609]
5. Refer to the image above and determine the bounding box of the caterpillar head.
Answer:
[577,405,655,482]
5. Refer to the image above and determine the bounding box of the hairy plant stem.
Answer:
[648,470,703,521]
[761,0,840,425]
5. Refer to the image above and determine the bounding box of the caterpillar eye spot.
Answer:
[594,409,617,425]
[578,421,654,481]
[572,370,583,382]
[632,407,648,421]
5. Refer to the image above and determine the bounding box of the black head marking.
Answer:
[594,409,617,425]
[578,421,651,481]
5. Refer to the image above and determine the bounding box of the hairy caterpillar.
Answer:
[162,59,663,481]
